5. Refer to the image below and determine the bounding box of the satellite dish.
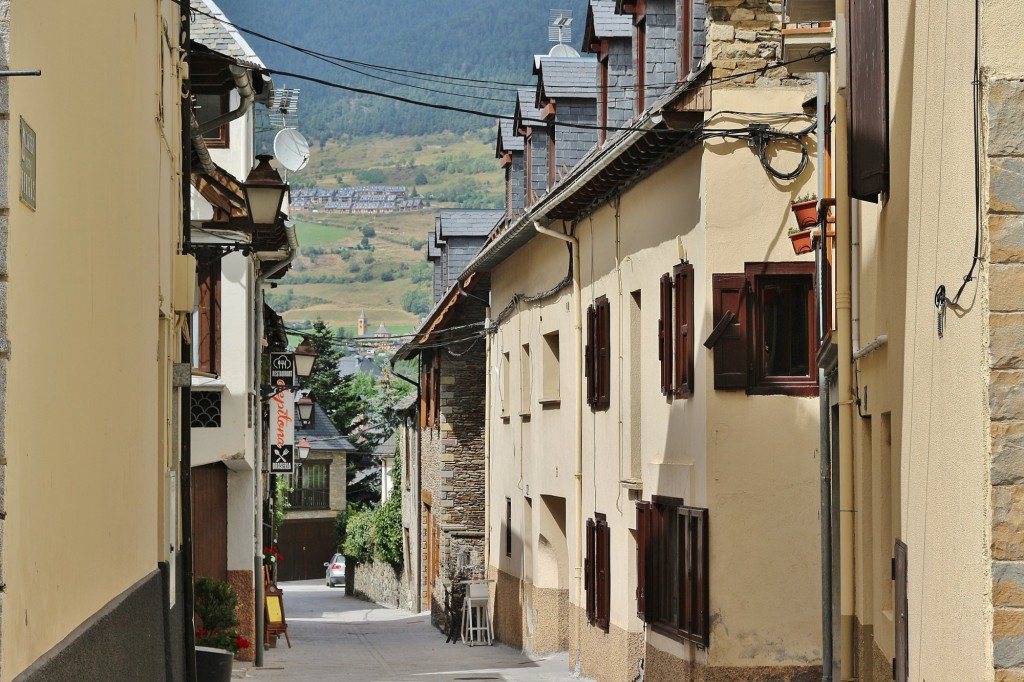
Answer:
[274,128,310,172]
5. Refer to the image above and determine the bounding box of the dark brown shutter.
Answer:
[711,274,749,389]
[674,263,694,397]
[659,273,673,396]
[585,518,596,623]
[595,296,611,410]
[847,0,889,201]
[636,502,652,620]
[894,539,908,682]
[585,305,596,406]
[597,517,610,632]
[693,508,709,646]
[635,19,646,112]
[197,260,220,374]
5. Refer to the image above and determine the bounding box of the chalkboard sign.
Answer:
[264,589,291,648]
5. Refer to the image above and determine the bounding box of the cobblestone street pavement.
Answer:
[235,580,592,682]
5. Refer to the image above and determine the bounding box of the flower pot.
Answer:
[789,228,814,255]
[195,646,234,682]
[791,199,818,228]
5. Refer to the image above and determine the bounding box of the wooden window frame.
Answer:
[709,263,818,397]
[585,296,611,410]
[847,0,890,201]
[679,0,692,78]
[195,92,230,149]
[635,18,647,113]
[659,263,695,398]
[636,499,709,647]
[547,124,557,190]
[585,513,611,631]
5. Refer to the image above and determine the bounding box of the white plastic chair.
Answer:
[460,581,492,646]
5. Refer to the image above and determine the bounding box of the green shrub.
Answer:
[343,507,375,562]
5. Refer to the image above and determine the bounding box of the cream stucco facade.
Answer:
[2,0,187,679]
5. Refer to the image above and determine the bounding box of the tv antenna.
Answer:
[547,9,579,57]
[268,86,301,129]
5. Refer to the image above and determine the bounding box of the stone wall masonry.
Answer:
[555,99,599,181]
[530,133,549,204]
[509,152,526,217]
[646,0,679,101]
[989,75,1024,677]
[349,557,412,611]
[707,0,808,87]
[606,38,635,132]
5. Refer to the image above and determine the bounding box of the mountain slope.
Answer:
[211,0,588,140]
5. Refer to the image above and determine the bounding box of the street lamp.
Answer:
[243,154,288,225]
[296,438,311,461]
[296,395,315,426]
[293,338,317,380]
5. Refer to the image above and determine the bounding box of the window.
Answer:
[659,262,694,398]
[19,117,36,210]
[288,461,330,509]
[599,54,609,145]
[195,259,221,375]
[585,296,611,410]
[420,352,442,428]
[505,497,513,557]
[190,390,222,428]
[707,263,818,396]
[636,499,709,646]
[525,133,533,208]
[680,0,707,78]
[585,514,611,631]
[520,343,532,416]
[541,331,560,404]
[194,92,230,148]
[848,0,889,201]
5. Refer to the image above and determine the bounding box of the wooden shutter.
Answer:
[659,273,674,396]
[847,0,889,201]
[894,539,908,682]
[674,263,694,397]
[710,274,749,390]
[197,260,220,375]
[585,518,596,623]
[585,305,596,407]
[692,507,709,647]
[596,517,611,632]
[636,502,652,620]
[595,296,611,410]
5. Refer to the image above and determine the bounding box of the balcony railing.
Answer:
[288,487,330,510]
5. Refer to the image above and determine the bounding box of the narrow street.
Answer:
[239,580,590,682]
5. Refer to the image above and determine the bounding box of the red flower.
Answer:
[236,635,250,649]
[277,553,284,561]
[196,629,206,636]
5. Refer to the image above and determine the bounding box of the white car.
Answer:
[325,553,346,588]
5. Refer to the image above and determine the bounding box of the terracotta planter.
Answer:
[789,228,814,255]
[791,199,819,228]
[195,646,234,682]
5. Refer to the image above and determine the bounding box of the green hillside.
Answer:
[269,131,503,334]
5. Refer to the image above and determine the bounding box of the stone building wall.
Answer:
[606,37,635,131]
[0,0,9,668]
[555,99,599,178]
[707,0,806,87]
[987,76,1024,679]
[349,557,412,610]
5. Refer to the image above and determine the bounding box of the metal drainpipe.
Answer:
[194,64,254,136]
[532,220,582,663]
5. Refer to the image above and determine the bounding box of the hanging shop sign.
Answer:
[270,389,295,473]
[270,352,296,388]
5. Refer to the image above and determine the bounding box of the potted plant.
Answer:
[791,193,819,229]
[194,577,250,682]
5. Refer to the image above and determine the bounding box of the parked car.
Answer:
[325,554,346,588]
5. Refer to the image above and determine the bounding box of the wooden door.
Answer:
[277,518,336,581]
[192,463,227,581]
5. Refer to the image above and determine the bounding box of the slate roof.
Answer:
[538,57,599,100]
[427,232,441,259]
[496,119,525,155]
[436,209,504,238]
[514,89,547,130]
[295,402,357,452]
[588,0,633,39]
[337,355,381,378]
[190,0,265,67]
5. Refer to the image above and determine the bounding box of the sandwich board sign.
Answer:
[269,389,295,473]
[270,352,296,388]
